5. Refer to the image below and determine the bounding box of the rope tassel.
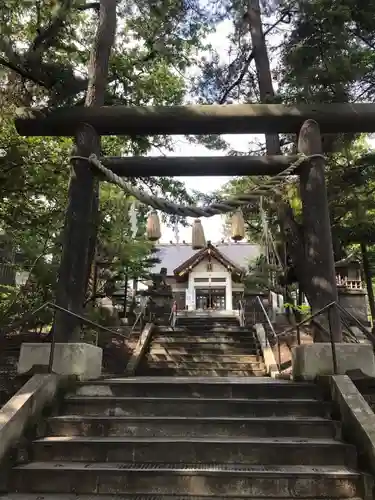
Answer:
[192,219,206,249]
[146,211,161,241]
[231,209,245,241]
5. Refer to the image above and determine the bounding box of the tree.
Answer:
[195,0,375,335]
[0,0,216,332]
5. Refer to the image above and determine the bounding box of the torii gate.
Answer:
[14,102,375,343]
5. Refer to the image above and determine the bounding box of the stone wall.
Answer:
[337,287,369,325]
[0,350,23,406]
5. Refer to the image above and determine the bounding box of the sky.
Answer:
[149,133,259,243]
[142,9,375,249]
[148,19,268,244]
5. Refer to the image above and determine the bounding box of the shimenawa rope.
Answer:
[70,153,325,217]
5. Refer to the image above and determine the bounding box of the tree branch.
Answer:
[29,0,73,56]
[0,56,46,87]
[219,13,288,104]
[76,2,100,11]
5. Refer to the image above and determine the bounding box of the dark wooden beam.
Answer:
[14,103,375,137]
[101,155,299,177]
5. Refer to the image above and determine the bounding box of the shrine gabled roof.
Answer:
[174,242,242,276]
[151,242,262,276]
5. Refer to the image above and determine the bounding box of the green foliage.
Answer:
[278,0,375,104]
[0,0,222,328]
[3,0,375,325]
[244,254,283,293]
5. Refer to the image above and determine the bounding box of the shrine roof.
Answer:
[151,242,262,276]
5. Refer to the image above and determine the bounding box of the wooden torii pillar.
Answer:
[298,120,342,342]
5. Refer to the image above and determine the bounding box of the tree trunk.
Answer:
[361,241,375,324]
[245,0,304,287]
[245,0,341,339]
[298,120,342,341]
[54,0,117,341]
[246,0,280,156]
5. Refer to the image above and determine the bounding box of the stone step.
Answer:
[176,318,239,323]
[9,463,364,497]
[176,318,239,322]
[63,396,332,417]
[0,496,366,500]
[32,436,356,467]
[150,342,260,353]
[144,360,266,371]
[151,336,259,344]
[158,327,252,334]
[46,415,341,439]
[142,368,268,377]
[72,378,322,399]
[176,328,244,332]
[146,353,262,363]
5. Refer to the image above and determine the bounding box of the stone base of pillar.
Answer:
[292,343,375,380]
[18,343,102,380]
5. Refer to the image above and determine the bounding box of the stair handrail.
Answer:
[335,302,375,344]
[1,301,129,373]
[274,301,373,344]
[238,299,246,327]
[131,296,150,333]
[255,296,277,340]
[259,300,339,373]
[255,295,282,371]
[169,300,177,329]
[261,299,374,374]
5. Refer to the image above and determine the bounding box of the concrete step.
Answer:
[151,335,259,344]
[0,496,366,500]
[46,415,341,439]
[144,360,266,371]
[176,318,239,323]
[32,436,356,467]
[72,378,322,399]
[63,396,332,417]
[176,317,239,323]
[142,368,268,377]
[9,463,364,497]
[158,327,253,334]
[150,342,260,353]
[170,328,246,334]
[146,353,262,363]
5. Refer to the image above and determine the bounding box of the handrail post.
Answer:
[255,295,281,372]
[327,304,338,374]
[296,324,301,345]
[48,328,56,373]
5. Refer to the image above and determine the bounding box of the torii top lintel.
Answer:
[14,103,375,137]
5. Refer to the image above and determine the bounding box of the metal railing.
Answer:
[169,300,177,329]
[255,297,373,374]
[238,299,246,327]
[131,297,150,333]
[2,301,130,373]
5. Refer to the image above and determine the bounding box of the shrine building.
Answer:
[151,241,262,312]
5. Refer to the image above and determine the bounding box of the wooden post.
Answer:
[361,241,375,324]
[53,124,100,342]
[52,0,117,342]
[298,119,342,342]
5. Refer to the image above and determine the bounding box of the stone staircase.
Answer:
[1,377,370,499]
[141,315,266,376]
